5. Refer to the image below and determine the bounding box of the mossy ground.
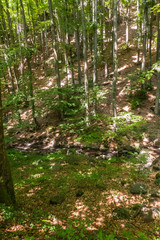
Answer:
[0,149,159,239]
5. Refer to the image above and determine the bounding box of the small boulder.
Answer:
[112,207,130,220]
[152,158,160,166]
[140,207,160,222]
[155,172,160,179]
[50,165,61,171]
[130,183,147,194]
[154,178,160,186]
[150,190,160,198]
[153,165,160,171]
[76,190,84,198]
[50,195,65,205]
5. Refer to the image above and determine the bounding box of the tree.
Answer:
[80,0,89,126]
[112,0,118,122]
[155,0,160,114]
[0,79,15,205]
[141,0,147,72]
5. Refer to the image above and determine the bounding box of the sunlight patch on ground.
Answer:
[132,54,139,63]
[6,224,25,233]
[71,200,89,218]
[123,105,130,112]
[27,186,42,197]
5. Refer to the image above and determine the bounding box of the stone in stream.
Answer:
[130,183,148,194]
[112,207,130,220]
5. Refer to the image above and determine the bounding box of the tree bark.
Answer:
[112,0,118,121]
[80,0,89,126]
[0,80,16,205]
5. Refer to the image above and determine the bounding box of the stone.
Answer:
[76,190,84,198]
[155,173,160,179]
[50,195,65,205]
[140,207,160,222]
[150,190,160,198]
[154,178,160,186]
[130,183,147,194]
[112,207,130,220]
[153,165,160,171]
[50,165,61,171]
[152,158,160,166]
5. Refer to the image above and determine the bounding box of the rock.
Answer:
[76,190,84,198]
[130,183,147,194]
[50,195,65,205]
[152,158,160,166]
[140,207,160,222]
[112,207,130,220]
[132,204,143,211]
[50,165,61,171]
[154,178,160,186]
[156,173,160,179]
[118,145,137,157]
[150,190,160,198]
[153,165,160,171]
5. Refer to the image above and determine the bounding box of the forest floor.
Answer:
[1,8,160,240]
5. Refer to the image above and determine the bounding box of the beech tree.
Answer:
[0,80,15,205]
[112,0,118,121]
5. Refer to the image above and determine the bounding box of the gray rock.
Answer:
[112,207,130,220]
[50,195,65,205]
[130,183,147,194]
[140,207,160,222]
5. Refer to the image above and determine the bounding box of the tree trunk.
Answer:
[92,0,98,116]
[137,0,141,63]
[112,0,118,121]
[149,0,154,69]
[141,4,147,72]
[75,0,82,85]
[155,4,160,115]
[80,0,89,126]
[0,80,16,205]
[19,0,38,127]
[126,2,129,44]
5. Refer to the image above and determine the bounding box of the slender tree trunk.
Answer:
[155,4,160,114]
[0,80,16,205]
[92,0,98,116]
[149,0,154,69]
[137,0,141,63]
[112,0,118,121]
[75,0,82,84]
[19,0,38,127]
[80,0,89,126]
[48,0,63,119]
[141,4,147,72]
[126,2,129,44]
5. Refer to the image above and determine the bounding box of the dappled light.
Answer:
[1,0,160,239]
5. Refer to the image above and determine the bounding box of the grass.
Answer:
[0,149,159,239]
